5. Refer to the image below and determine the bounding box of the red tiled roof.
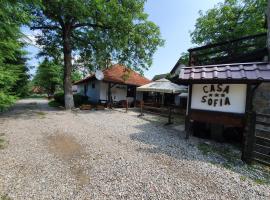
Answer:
[179,62,270,83]
[74,64,151,86]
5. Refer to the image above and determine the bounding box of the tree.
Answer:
[33,58,62,96]
[30,0,164,109]
[0,0,32,111]
[191,0,267,45]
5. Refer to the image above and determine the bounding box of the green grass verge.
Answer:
[1,194,12,200]
[197,142,270,185]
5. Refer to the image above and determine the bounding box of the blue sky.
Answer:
[24,0,222,79]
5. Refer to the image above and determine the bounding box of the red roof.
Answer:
[74,64,151,86]
[179,62,270,83]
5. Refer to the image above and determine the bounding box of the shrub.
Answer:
[53,92,88,107]
[53,92,64,105]
[73,94,88,107]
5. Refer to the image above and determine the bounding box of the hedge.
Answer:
[53,92,88,107]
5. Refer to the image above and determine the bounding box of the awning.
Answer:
[137,78,187,94]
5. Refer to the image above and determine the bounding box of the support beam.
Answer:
[267,0,270,61]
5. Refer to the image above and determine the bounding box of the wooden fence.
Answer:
[138,101,174,125]
[243,112,270,166]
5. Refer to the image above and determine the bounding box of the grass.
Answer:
[0,194,12,200]
[197,142,270,185]
[0,135,8,149]
[0,138,6,149]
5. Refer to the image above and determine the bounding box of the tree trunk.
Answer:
[267,0,270,61]
[63,27,74,110]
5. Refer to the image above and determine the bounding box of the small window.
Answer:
[92,83,95,88]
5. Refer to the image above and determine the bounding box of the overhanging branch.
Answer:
[31,25,61,30]
[72,23,111,29]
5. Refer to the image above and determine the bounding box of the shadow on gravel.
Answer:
[130,122,270,185]
[0,99,61,120]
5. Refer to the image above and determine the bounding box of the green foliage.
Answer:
[0,0,32,111]
[178,52,189,66]
[53,92,65,105]
[33,58,62,96]
[53,92,88,107]
[48,100,62,108]
[0,92,17,112]
[191,0,267,45]
[30,0,164,72]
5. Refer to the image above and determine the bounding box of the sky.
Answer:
[24,0,222,79]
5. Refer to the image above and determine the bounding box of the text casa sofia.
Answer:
[200,84,231,107]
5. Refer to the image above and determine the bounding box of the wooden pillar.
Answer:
[125,98,128,113]
[185,84,192,139]
[138,100,144,117]
[242,111,256,163]
[267,0,270,61]
[167,106,173,125]
[108,82,112,109]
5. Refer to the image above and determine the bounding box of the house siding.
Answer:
[76,80,144,103]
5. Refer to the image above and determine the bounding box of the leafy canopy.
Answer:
[31,0,164,73]
[0,0,33,111]
[33,58,62,96]
[191,0,267,45]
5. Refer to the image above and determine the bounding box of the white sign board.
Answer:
[191,84,247,114]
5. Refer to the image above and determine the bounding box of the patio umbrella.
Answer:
[137,78,187,94]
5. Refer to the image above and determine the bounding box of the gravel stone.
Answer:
[0,99,269,200]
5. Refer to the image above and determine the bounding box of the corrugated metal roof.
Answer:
[179,62,270,83]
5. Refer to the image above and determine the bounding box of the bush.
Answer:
[53,92,64,105]
[0,92,17,112]
[73,94,88,107]
[53,92,88,107]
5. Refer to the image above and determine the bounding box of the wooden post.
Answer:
[242,111,256,163]
[138,100,144,117]
[166,106,173,125]
[185,85,192,139]
[125,98,128,113]
[267,0,270,61]
[108,82,112,109]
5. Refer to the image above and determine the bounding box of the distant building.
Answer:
[73,64,150,105]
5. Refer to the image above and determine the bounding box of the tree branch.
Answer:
[31,25,61,30]
[72,23,111,29]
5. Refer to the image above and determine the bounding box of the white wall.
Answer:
[77,81,141,103]
[86,80,100,102]
[76,84,84,95]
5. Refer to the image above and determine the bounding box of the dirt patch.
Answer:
[47,133,90,186]
[48,134,83,159]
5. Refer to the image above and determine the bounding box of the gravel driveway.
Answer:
[0,99,269,199]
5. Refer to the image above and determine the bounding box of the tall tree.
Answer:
[30,0,164,109]
[0,0,32,111]
[33,58,62,96]
[191,0,267,45]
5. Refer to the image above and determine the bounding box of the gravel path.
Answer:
[0,99,269,199]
